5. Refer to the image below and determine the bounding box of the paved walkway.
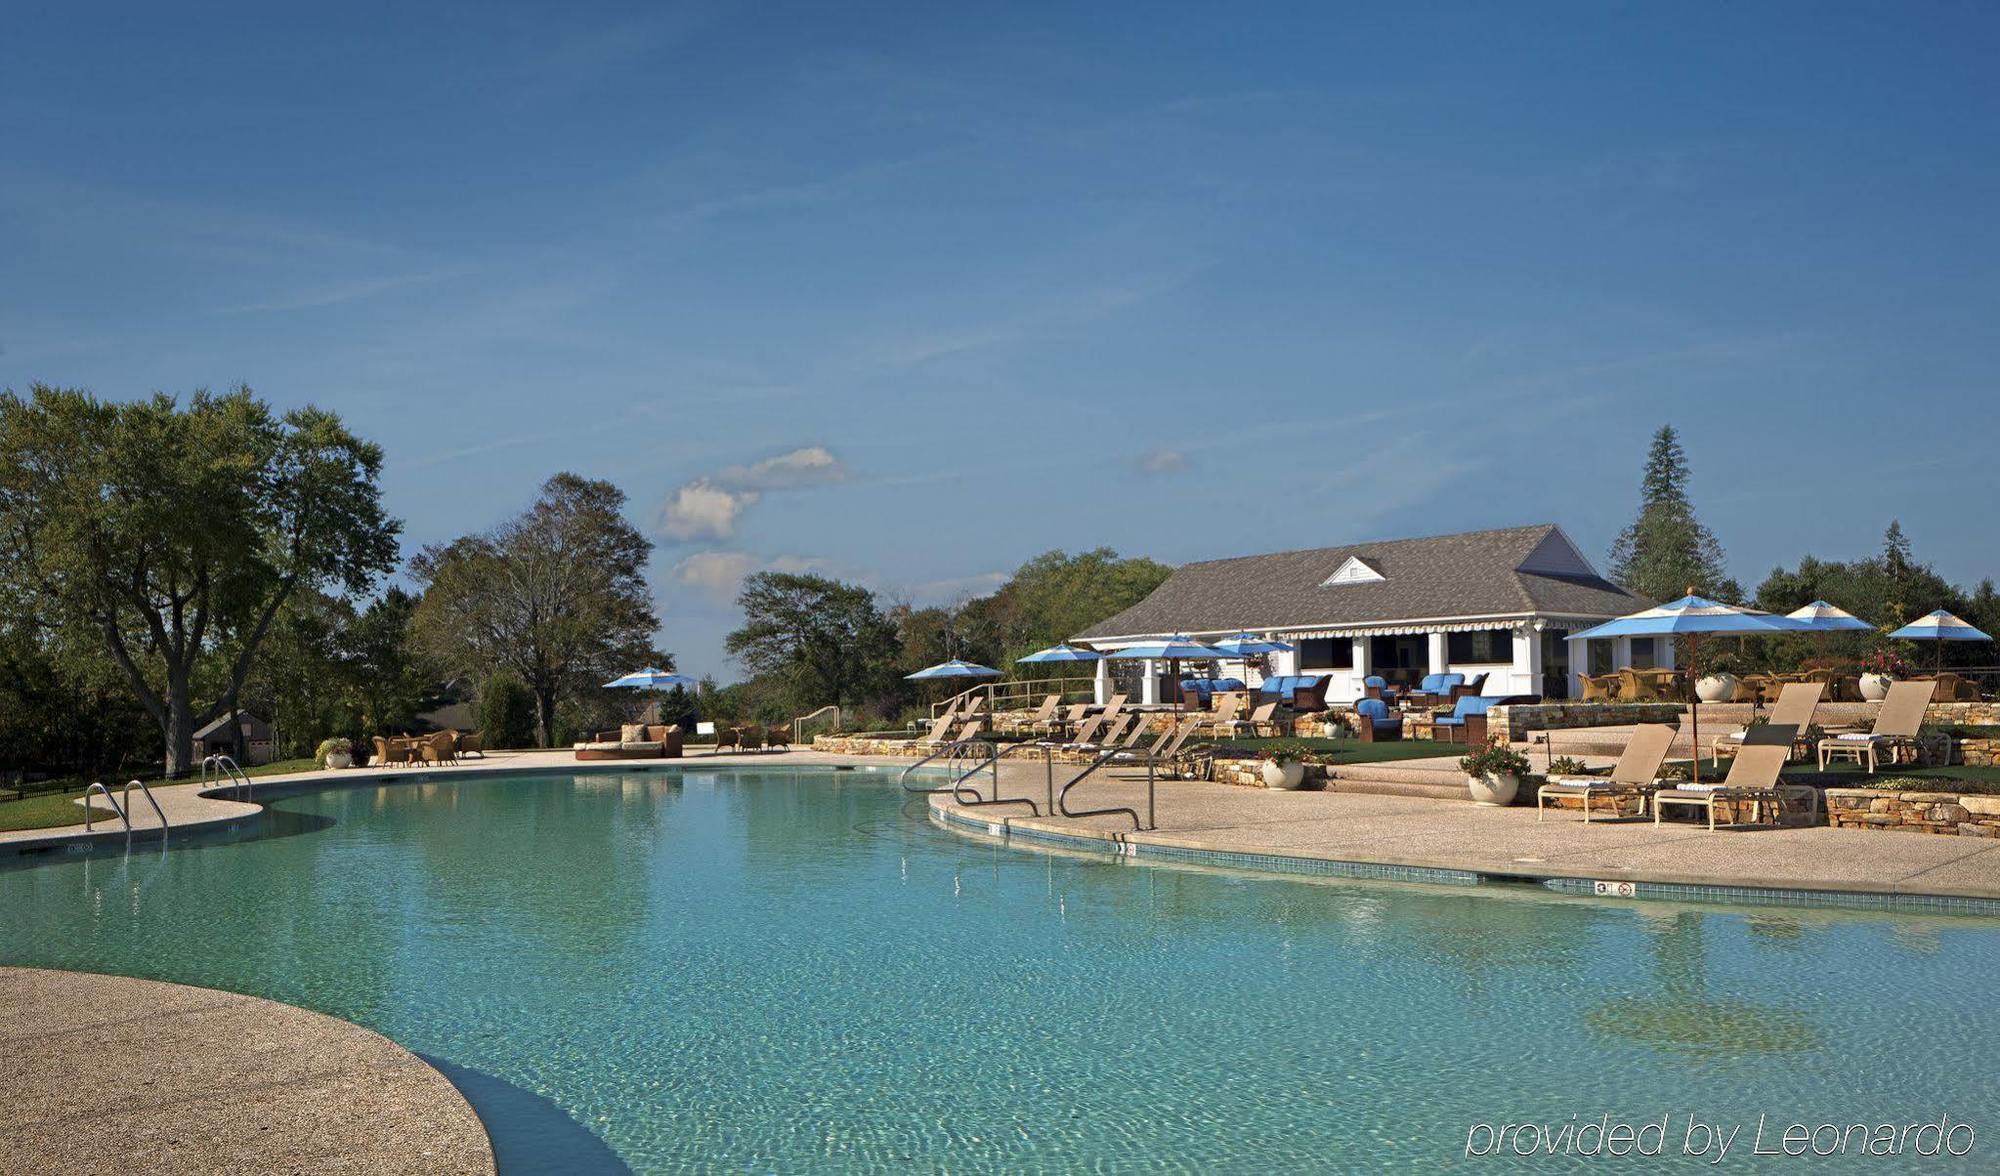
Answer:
[0,967,492,1175]
[931,761,2000,901]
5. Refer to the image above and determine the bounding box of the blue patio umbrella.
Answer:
[1888,609,1993,673]
[1785,601,1875,633]
[1015,643,1105,664]
[903,659,1002,680]
[604,667,697,723]
[1211,632,1297,657]
[1108,634,1225,715]
[1571,595,1808,783]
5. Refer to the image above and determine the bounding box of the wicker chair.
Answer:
[1579,673,1621,702]
[714,726,742,754]
[739,726,766,752]
[766,724,793,749]
[454,730,484,757]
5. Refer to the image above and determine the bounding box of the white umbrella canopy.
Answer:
[1888,610,1993,673]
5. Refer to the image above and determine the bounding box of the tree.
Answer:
[1607,425,1740,602]
[725,572,899,713]
[0,385,397,776]
[479,673,537,749]
[411,473,661,746]
[970,548,1172,673]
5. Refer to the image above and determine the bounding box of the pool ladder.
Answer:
[897,736,1041,816]
[201,754,254,802]
[81,779,171,846]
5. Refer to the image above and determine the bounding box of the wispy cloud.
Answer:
[659,446,851,540]
[1134,447,1187,475]
[223,269,459,314]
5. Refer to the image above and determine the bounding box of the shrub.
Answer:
[1549,755,1590,776]
[480,673,537,749]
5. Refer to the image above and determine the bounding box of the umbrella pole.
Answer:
[1689,632,1701,785]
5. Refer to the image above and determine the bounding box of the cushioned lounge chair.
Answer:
[1817,680,1937,773]
[1712,681,1823,761]
[575,724,686,760]
[1363,675,1401,707]
[1654,727,1813,830]
[1537,723,1677,822]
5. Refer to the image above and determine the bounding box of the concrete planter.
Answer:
[1468,771,1520,806]
[1860,673,1894,702]
[1261,759,1306,790]
[325,751,353,770]
[1694,673,1738,703]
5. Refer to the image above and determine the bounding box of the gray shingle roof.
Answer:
[1075,524,1647,640]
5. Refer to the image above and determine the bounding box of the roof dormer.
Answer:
[1320,555,1385,587]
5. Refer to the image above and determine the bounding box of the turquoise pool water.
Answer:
[5,767,2000,1171]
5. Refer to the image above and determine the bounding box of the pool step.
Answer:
[1323,761,1470,801]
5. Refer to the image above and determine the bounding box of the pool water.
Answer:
[4,768,1999,1171]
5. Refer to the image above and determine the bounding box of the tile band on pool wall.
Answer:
[933,803,2000,918]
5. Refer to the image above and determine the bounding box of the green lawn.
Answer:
[1665,757,2000,791]
[1215,736,1461,764]
[0,789,128,832]
[0,757,321,833]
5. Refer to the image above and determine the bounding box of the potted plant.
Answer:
[1693,650,1744,703]
[1258,745,1308,790]
[1458,738,1531,806]
[316,736,354,770]
[1859,649,1909,702]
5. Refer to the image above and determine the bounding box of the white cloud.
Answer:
[658,446,848,541]
[661,481,758,540]
[715,446,849,490]
[1135,447,1188,475]
[673,551,759,601]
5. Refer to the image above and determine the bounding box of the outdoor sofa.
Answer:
[1255,674,1330,712]
[574,723,686,760]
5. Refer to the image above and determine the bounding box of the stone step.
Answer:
[1324,760,1472,801]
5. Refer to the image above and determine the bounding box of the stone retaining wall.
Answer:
[1826,788,2000,836]
[1487,703,1686,743]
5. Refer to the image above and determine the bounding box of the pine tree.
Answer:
[1881,520,1916,626]
[1607,425,1740,602]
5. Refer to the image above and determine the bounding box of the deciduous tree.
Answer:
[0,385,397,776]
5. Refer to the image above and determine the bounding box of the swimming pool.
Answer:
[4,767,1998,1171]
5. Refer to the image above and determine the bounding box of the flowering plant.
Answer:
[1459,738,1531,779]
[1862,649,1911,680]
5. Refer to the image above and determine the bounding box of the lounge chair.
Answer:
[1007,694,1061,734]
[1537,723,1677,822]
[1193,693,1247,738]
[1223,700,1282,739]
[1654,727,1814,830]
[1353,698,1403,742]
[1035,703,1089,739]
[1430,695,1499,744]
[1579,673,1621,702]
[1817,680,1938,773]
[1712,681,1823,761]
[1073,713,1137,751]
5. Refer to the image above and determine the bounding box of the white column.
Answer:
[1511,624,1542,697]
[1349,635,1372,702]
[1093,658,1110,705]
[1426,632,1448,678]
[1614,636,1633,672]
[1141,659,1159,705]
[1565,634,1589,698]
[1657,637,1678,672]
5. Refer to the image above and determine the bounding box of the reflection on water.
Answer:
[0,769,1996,1171]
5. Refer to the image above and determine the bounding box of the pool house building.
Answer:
[1075,524,1655,704]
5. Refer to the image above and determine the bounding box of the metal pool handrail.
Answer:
[121,779,170,844]
[81,782,129,833]
[1057,747,1149,832]
[201,754,253,802]
[950,740,1054,816]
[898,735,997,795]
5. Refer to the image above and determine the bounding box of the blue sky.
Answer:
[6,3,1998,678]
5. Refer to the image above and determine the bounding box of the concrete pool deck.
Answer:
[927,761,2000,906]
[0,967,493,1174]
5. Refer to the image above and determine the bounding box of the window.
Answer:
[1631,637,1658,669]
[1446,628,1514,664]
[1298,637,1354,671]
